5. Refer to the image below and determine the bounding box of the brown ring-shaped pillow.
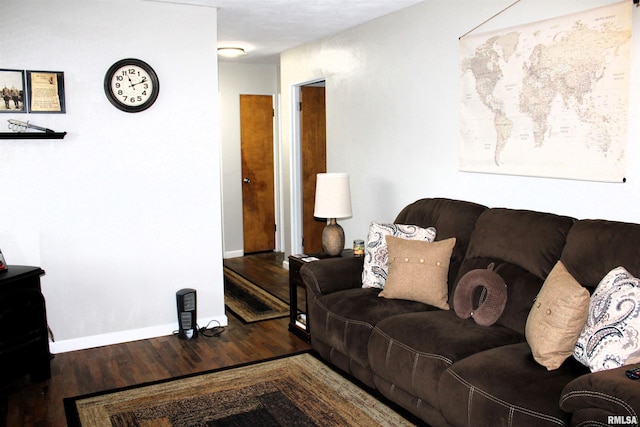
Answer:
[453,265,507,326]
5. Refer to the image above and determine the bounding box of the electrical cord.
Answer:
[172,319,226,338]
[198,320,226,337]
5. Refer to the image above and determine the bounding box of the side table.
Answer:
[0,265,51,384]
[288,250,353,342]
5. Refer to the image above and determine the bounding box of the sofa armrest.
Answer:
[560,365,640,426]
[300,256,365,296]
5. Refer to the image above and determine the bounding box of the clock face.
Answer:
[104,59,159,112]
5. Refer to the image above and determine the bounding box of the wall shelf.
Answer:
[0,132,66,140]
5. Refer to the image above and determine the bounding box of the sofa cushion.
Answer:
[526,260,590,370]
[453,263,507,326]
[362,221,436,289]
[459,208,575,280]
[372,374,450,426]
[309,287,433,373]
[440,342,588,427]
[393,198,488,291]
[453,208,575,335]
[574,266,640,372]
[560,364,640,425]
[559,219,640,290]
[368,310,522,412]
[378,236,455,309]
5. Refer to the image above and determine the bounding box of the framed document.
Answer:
[26,70,66,113]
[0,69,27,113]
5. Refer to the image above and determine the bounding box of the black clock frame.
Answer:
[104,58,159,113]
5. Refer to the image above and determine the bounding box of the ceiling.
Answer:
[149,0,425,63]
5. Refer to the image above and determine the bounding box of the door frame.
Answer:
[290,78,326,256]
[274,93,284,253]
[230,93,280,257]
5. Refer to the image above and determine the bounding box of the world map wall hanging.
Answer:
[459,0,632,182]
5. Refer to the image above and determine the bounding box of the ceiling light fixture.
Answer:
[217,47,246,58]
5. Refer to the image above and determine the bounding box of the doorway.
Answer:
[292,81,327,255]
[240,94,276,254]
[300,84,327,253]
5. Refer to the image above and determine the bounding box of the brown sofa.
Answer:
[300,197,640,427]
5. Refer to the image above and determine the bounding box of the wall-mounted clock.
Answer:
[104,58,159,113]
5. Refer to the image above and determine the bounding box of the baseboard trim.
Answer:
[224,250,244,259]
[49,315,228,354]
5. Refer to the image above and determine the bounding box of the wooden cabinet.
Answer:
[288,255,310,341]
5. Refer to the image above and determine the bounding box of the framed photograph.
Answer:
[0,69,27,113]
[26,70,66,113]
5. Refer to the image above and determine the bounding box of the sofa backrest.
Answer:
[394,198,488,293]
[453,208,575,335]
[560,219,640,289]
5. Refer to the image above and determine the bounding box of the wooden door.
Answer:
[240,95,275,253]
[300,85,327,253]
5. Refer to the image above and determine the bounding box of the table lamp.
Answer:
[314,173,352,256]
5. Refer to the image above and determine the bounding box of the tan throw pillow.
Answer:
[361,222,437,289]
[378,236,456,310]
[525,260,590,370]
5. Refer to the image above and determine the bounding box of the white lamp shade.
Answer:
[313,173,352,219]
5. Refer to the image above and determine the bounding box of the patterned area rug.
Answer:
[64,353,417,426]
[223,267,289,323]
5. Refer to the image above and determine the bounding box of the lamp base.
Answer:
[322,219,345,256]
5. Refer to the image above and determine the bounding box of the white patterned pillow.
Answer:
[361,222,436,289]
[574,266,640,372]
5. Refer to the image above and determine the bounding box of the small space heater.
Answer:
[176,288,198,340]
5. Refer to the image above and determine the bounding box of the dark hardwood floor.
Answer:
[223,251,307,309]
[223,251,289,301]
[2,253,311,427]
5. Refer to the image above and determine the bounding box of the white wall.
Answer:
[0,0,224,352]
[219,62,280,258]
[280,0,640,256]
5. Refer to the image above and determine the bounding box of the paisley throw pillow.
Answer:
[574,266,640,372]
[361,222,436,289]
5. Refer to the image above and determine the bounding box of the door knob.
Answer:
[243,178,251,184]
